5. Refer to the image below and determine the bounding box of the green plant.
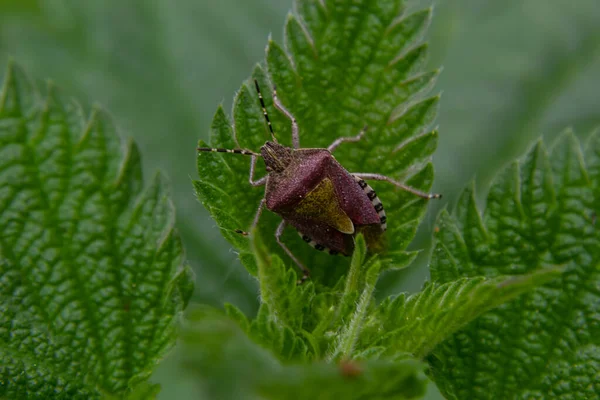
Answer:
[1,0,598,399]
[190,1,597,399]
[0,63,193,399]
[429,133,600,398]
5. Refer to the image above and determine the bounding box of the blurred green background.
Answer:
[2,0,598,398]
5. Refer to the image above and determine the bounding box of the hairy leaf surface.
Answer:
[0,62,194,399]
[428,131,600,399]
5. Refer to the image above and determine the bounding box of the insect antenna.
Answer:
[196,147,260,156]
[254,79,277,143]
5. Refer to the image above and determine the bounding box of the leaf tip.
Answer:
[88,103,118,136]
[285,11,295,23]
[1,58,37,115]
[435,207,453,227]
[3,56,18,83]
[149,170,174,206]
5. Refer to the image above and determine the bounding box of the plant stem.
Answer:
[329,261,381,362]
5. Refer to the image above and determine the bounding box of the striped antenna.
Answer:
[197,147,260,156]
[254,79,277,142]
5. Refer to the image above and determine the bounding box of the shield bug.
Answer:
[198,80,441,282]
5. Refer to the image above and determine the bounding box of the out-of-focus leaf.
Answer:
[427,0,600,195]
[180,308,430,400]
[0,0,291,315]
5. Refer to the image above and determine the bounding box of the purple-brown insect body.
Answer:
[261,141,381,255]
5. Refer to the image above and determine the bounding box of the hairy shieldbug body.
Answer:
[198,80,441,282]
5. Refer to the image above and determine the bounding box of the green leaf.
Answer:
[357,269,563,360]
[0,0,290,318]
[330,257,382,362]
[184,303,310,362]
[385,0,600,298]
[224,302,251,332]
[195,0,440,286]
[0,61,194,398]
[248,303,314,362]
[428,131,600,399]
[180,308,430,400]
[327,234,370,335]
[252,229,314,331]
[342,234,369,298]
[187,2,446,396]
[120,382,161,400]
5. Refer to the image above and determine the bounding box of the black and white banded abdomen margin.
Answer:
[297,232,341,256]
[354,175,387,231]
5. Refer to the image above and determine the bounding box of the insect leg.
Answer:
[272,86,300,149]
[352,173,442,200]
[235,198,266,236]
[197,147,259,156]
[249,155,267,186]
[275,221,311,284]
[327,125,367,153]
